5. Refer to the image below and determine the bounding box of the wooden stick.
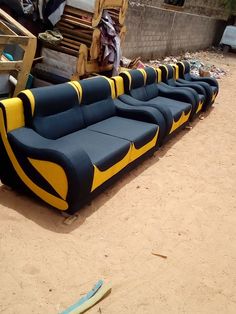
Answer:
[151,252,167,259]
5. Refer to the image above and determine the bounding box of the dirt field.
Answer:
[0,52,236,314]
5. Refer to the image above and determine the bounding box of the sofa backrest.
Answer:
[18,83,84,140]
[77,76,116,126]
[159,64,176,84]
[120,68,159,101]
[176,61,191,79]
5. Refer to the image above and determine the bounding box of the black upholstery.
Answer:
[0,64,219,214]
[56,129,131,171]
[88,116,157,149]
[0,76,161,213]
[177,61,219,109]
[18,83,85,140]
[159,64,206,114]
[119,68,192,138]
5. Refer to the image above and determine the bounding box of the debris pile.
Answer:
[121,49,228,79]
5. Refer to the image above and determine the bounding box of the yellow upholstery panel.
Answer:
[196,101,203,113]
[0,109,68,210]
[103,77,116,99]
[169,111,191,134]
[28,158,68,200]
[1,98,25,132]
[20,90,35,115]
[130,129,158,162]
[156,68,162,83]
[69,81,82,102]
[91,146,131,192]
[112,76,124,97]
[91,129,159,192]
[172,64,179,80]
[138,68,147,84]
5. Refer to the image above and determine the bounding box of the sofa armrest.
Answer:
[158,85,195,107]
[8,127,94,212]
[190,75,219,89]
[114,98,166,142]
[176,80,207,96]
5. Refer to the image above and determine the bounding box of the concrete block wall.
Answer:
[123,2,226,59]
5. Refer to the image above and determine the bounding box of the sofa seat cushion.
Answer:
[87,117,158,149]
[147,96,191,119]
[57,129,131,172]
[88,117,158,163]
[144,96,192,134]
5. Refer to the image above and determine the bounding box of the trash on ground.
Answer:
[126,47,229,79]
[60,280,111,314]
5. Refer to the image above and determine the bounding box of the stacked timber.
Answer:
[39,0,128,79]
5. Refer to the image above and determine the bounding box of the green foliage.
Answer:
[222,0,236,12]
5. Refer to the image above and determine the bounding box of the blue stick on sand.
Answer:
[60,280,104,314]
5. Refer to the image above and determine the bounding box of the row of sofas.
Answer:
[0,61,219,214]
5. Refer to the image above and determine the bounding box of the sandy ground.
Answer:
[0,52,236,314]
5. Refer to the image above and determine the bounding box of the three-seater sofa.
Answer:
[0,77,164,213]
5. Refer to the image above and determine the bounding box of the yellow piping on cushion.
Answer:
[112,76,124,97]
[120,71,132,91]
[28,158,68,200]
[179,61,185,76]
[138,68,147,84]
[169,111,191,134]
[0,108,68,211]
[145,66,158,83]
[2,98,25,132]
[156,68,162,83]
[91,145,131,192]
[130,129,158,162]
[172,64,179,80]
[161,64,169,81]
[20,89,35,116]
[70,81,83,103]
[102,76,116,99]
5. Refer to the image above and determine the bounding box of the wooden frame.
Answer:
[65,0,128,27]
[93,0,128,26]
[0,9,37,96]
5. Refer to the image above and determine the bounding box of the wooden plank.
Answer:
[44,43,79,57]
[0,35,28,46]
[60,40,81,50]
[57,21,75,29]
[64,5,93,19]
[0,60,22,71]
[0,9,35,38]
[62,14,91,26]
[61,17,94,29]
[62,37,83,47]
[59,26,92,40]
[61,32,92,45]
[0,9,37,96]
[13,36,36,95]
[0,19,17,36]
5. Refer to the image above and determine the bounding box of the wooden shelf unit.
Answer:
[0,9,37,96]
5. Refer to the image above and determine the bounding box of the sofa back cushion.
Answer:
[79,77,116,126]
[18,83,84,139]
[120,68,159,101]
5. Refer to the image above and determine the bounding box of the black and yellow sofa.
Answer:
[116,67,193,141]
[0,77,162,213]
[158,64,206,115]
[176,61,219,110]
